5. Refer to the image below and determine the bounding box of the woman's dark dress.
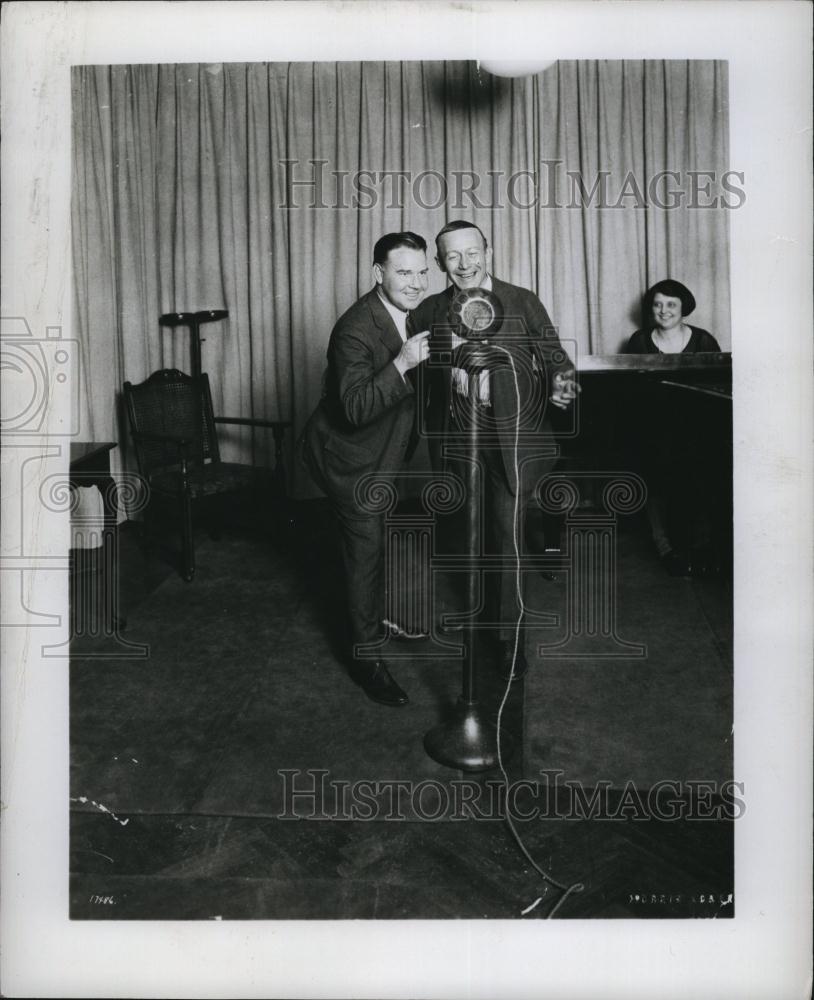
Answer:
[624,326,720,355]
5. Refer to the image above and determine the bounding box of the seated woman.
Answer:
[627,279,720,356]
[623,279,721,576]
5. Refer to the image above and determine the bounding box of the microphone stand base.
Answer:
[424,698,512,773]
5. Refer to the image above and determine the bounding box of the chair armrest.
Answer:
[131,431,196,487]
[214,417,292,430]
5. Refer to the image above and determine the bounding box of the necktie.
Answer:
[404,311,421,452]
[404,312,418,387]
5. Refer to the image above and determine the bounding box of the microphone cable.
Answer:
[490,344,585,919]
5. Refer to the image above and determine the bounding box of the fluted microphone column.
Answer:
[424,287,514,772]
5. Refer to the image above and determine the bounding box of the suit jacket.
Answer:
[299,288,416,503]
[411,276,573,495]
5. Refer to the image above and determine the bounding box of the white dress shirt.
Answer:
[377,291,411,382]
[377,291,409,342]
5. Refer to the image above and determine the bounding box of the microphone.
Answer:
[449,287,504,340]
[429,287,505,364]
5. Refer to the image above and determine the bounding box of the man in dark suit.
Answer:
[299,232,430,707]
[411,221,578,679]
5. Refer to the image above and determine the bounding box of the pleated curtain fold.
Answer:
[72,60,730,494]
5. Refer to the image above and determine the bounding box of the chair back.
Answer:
[123,369,220,480]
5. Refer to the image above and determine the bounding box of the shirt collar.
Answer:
[376,290,409,339]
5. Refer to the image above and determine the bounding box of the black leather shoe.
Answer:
[495,639,528,682]
[382,618,429,640]
[436,604,469,633]
[661,550,690,577]
[351,660,409,707]
[438,617,464,634]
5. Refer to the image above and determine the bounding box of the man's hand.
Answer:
[550,369,580,410]
[393,330,430,377]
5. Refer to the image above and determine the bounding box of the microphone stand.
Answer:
[424,339,514,772]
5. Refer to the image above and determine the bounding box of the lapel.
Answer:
[366,288,404,357]
[488,276,514,340]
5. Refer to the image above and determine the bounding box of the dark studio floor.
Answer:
[70,492,734,921]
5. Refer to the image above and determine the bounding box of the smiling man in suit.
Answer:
[411,220,578,680]
[299,231,430,707]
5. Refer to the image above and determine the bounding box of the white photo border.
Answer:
[1,1,812,997]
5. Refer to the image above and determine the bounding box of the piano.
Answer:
[551,351,733,571]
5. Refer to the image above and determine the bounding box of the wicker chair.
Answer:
[123,369,290,581]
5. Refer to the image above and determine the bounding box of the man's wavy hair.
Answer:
[435,220,489,254]
[373,231,427,266]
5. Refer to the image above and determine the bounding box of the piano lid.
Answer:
[578,352,731,373]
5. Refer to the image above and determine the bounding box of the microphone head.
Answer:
[449,287,504,339]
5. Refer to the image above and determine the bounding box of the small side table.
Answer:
[70,442,119,528]
[70,442,124,634]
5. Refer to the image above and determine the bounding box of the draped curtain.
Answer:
[72,60,730,494]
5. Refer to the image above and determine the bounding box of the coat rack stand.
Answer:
[158,309,229,379]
